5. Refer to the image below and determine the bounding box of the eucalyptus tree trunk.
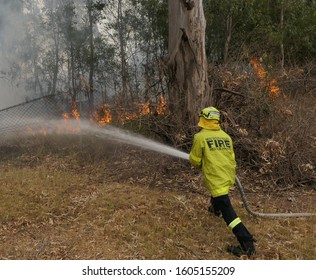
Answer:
[167,0,211,127]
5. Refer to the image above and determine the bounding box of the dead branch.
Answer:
[214,88,248,98]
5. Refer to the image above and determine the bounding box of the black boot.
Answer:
[227,240,256,257]
[241,240,256,256]
[226,244,244,257]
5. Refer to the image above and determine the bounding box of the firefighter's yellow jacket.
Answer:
[189,121,236,197]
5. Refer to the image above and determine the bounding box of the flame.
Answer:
[61,101,80,121]
[59,102,81,133]
[268,79,281,100]
[250,58,283,100]
[138,100,151,116]
[117,101,151,123]
[123,112,137,122]
[57,94,168,130]
[119,95,167,123]
[62,100,80,121]
[62,112,70,120]
[25,95,168,138]
[71,101,80,120]
[250,58,266,80]
[91,104,112,126]
[156,94,168,115]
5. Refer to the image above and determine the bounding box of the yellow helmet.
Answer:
[199,106,220,121]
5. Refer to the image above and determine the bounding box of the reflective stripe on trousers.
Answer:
[211,195,253,244]
[228,217,242,230]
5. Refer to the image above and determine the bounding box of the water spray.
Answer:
[3,117,315,218]
[88,121,316,217]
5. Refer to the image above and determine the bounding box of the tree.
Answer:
[101,0,134,105]
[204,0,316,66]
[57,0,85,105]
[117,0,129,104]
[167,0,211,128]
[85,0,105,110]
[42,0,63,96]
[130,0,168,102]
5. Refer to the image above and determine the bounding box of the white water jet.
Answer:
[1,118,190,161]
[78,120,190,160]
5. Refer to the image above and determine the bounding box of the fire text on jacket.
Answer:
[206,137,231,150]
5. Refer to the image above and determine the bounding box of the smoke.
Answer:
[0,0,28,110]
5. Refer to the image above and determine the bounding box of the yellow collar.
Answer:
[198,118,221,130]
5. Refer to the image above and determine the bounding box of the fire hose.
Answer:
[182,153,315,217]
[234,176,316,218]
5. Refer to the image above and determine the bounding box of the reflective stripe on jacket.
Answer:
[189,124,236,197]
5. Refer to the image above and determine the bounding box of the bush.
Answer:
[208,62,316,188]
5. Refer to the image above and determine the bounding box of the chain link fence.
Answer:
[0,93,106,144]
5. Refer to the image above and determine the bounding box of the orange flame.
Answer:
[118,101,151,123]
[91,104,112,126]
[268,79,281,100]
[156,94,168,115]
[62,101,80,121]
[250,58,266,80]
[250,58,283,100]
[26,95,169,138]
[62,112,70,120]
[138,100,151,116]
[60,94,168,128]
[59,101,81,133]
[71,101,80,120]
[120,95,167,122]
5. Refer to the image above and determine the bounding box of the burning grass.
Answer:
[0,136,315,260]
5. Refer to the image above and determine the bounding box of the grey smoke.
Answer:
[0,0,29,110]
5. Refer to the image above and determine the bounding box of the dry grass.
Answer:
[0,136,315,260]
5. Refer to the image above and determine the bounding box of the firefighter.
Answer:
[189,106,256,257]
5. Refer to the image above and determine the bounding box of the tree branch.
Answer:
[214,88,247,98]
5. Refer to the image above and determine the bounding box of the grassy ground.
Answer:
[0,135,315,260]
